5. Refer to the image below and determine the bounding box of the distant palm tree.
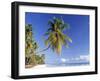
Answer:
[44,17,72,55]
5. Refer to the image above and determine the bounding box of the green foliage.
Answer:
[25,16,72,68]
[44,17,72,55]
[35,54,45,64]
[25,24,45,68]
[25,24,37,66]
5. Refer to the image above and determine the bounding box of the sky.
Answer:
[25,12,89,64]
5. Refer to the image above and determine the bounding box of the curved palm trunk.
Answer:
[26,45,50,57]
[36,45,51,54]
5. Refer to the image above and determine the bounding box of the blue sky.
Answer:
[25,12,89,64]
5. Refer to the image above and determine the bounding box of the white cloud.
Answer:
[74,57,80,61]
[60,55,89,63]
[68,55,89,62]
[61,58,69,63]
[79,55,89,61]
[61,58,66,63]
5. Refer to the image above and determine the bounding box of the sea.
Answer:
[46,62,89,67]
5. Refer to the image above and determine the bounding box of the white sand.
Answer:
[21,64,90,76]
[31,64,47,69]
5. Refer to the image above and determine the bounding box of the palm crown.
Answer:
[44,17,72,55]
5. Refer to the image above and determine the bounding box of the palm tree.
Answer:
[44,17,72,55]
[25,24,38,68]
[25,24,45,68]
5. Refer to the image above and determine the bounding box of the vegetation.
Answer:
[44,17,72,55]
[25,24,45,68]
[35,54,45,64]
[25,17,72,68]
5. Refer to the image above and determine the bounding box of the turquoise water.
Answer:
[46,62,89,67]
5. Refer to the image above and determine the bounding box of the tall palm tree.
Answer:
[44,17,72,55]
[25,24,45,68]
[25,24,38,67]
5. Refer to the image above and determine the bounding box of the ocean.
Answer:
[46,62,89,67]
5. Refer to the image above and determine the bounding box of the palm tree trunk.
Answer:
[26,45,50,57]
[36,45,50,54]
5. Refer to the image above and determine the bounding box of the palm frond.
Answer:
[44,17,72,55]
[65,35,72,43]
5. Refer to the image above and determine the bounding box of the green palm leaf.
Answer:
[44,17,72,55]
